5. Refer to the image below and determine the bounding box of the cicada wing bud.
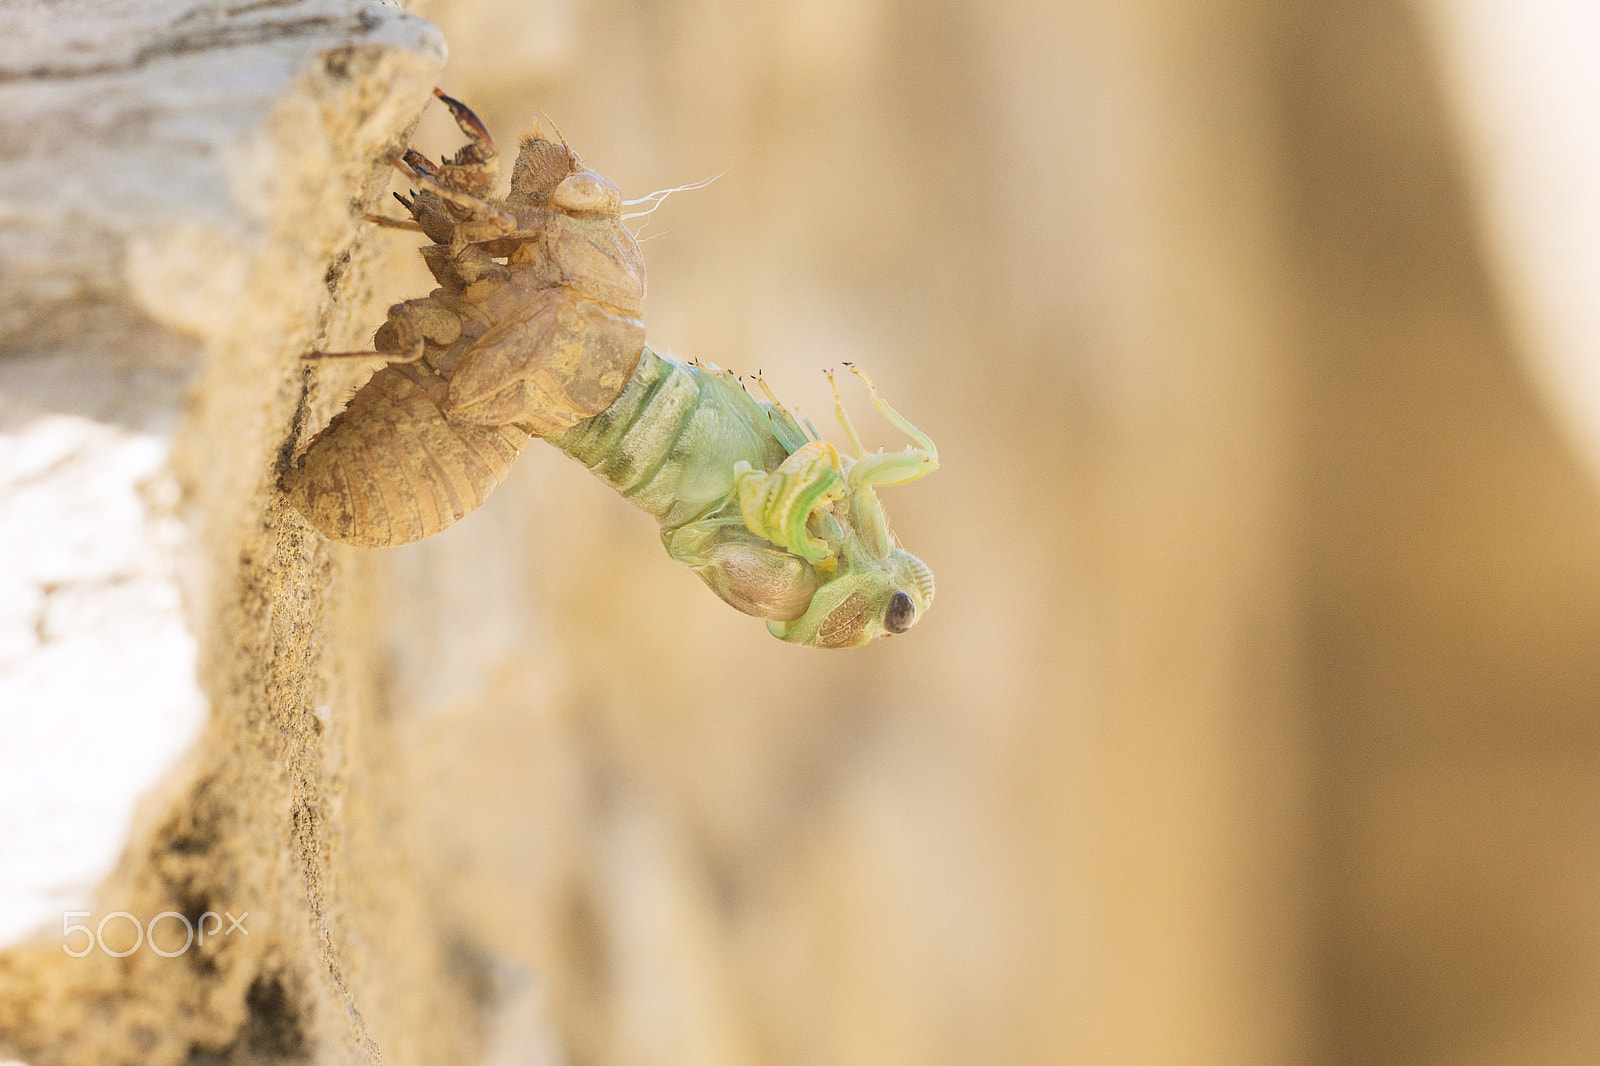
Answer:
[697,548,819,621]
[663,522,819,621]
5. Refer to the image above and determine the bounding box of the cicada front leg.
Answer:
[389,90,502,208]
[366,91,502,239]
[830,364,939,489]
[731,440,849,568]
[431,88,497,172]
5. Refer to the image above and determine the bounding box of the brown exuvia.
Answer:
[283,89,646,548]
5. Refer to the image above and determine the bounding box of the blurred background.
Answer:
[362,0,1600,1063]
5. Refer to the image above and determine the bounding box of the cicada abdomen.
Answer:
[283,364,531,549]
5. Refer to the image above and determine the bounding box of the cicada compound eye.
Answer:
[884,590,916,634]
[552,171,621,215]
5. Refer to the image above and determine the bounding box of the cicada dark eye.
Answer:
[884,590,916,634]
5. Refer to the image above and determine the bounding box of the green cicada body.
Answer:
[285,92,937,648]
[557,348,936,647]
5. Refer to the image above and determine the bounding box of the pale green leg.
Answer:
[825,369,867,458]
[752,372,827,443]
[731,446,845,567]
[839,364,940,487]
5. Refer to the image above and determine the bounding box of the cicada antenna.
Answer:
[541,112,570,152]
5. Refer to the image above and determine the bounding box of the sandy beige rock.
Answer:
[0,2,493,1064]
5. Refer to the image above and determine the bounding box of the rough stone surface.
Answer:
[0,2,475,1063]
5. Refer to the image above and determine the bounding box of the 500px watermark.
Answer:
[62,910,248,958]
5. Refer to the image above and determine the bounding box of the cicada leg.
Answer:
[392,166,515,233]
[432,88,497,167]
[733,440,847,568]
[302,299,455,364]
[399,148,439,178]
[361,213,425,232]
[386,94,515,240]
[836,364,939,488]
[825,368,867,458]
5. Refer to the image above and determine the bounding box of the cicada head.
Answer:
[765,545,933,649]
[765,487,934,649]
[509,132,624,219]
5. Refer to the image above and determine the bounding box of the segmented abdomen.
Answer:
[555,348,790,530]
[284,366,530,548]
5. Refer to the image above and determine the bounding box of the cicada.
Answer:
[284,91,937,648]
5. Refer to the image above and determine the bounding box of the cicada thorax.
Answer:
[442,172,649,433]
[442,268,644,436]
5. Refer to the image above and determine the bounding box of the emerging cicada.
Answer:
[284,91,937,648]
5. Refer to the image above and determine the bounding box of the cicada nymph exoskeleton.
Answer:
[283,90,645,548]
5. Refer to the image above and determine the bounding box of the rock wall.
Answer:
[0,3,483,1062]
[5,1,1600,1064]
